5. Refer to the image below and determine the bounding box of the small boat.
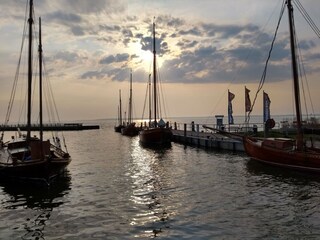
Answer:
[121,71,140,136]
[0,0,71,183]
[243,0,320,172]
[114,89,124,133]
[139,22,172,146]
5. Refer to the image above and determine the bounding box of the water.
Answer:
[1,119,320,239]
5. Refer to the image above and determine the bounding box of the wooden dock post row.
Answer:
[171,122,245,152]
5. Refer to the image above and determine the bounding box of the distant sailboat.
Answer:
[121,71,139,136]
[0,0,71,182]
[139,22,172,146]
[114,89,124,133]
[243,0,320,172]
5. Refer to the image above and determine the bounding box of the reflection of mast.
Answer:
[287,0,303,150]
[119,90,122,125]
[153,22,157,126]
[27,0,33,141]
[129,70,133,124]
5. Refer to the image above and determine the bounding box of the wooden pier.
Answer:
[171,123,244,152]
[0,123,100,131]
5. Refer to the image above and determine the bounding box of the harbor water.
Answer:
[0,119,320,239]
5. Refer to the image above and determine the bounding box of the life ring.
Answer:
[265,118,275,129]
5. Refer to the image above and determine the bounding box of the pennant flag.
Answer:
[245,87,251,112]
[263,91,271,122]
[228,90,235,124]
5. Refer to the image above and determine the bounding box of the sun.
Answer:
[139,48,153,71]
[128,42,164,73]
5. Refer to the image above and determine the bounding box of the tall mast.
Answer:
[287,0,303,149]
[129,70,132,124]
[38,17,43,143]
[153,21,157,125]
[119,89,122,125]
[27,0,33,141]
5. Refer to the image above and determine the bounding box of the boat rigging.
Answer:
[243,0,320,173]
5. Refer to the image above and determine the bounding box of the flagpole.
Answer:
[263,91,267,137]
[245,86,247,131]
[228,90,230,132]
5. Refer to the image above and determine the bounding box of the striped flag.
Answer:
[228,90,235,124]
[263,91,271,122]
[245,87,251,112]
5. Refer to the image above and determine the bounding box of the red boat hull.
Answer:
[243,137,320,172]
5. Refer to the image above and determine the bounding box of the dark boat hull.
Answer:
[114,125,124,133]
[243,136,320,172]
[139,127,172,146]
[0,140,71,182]
[121,124,139,136]
[0,158,71,181]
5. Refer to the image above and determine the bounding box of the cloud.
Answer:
[2,1,320,87]
[99,53,130,64]
[56,0,124,14]
[45,11,82,24]
[51,51,83,62]
[79,12,320,85]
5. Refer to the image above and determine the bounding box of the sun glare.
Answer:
[139,49,153,71]
[129,42,164,72]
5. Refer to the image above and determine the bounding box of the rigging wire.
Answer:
[296,33,316,119]
[158,68,169,120]
[293,0,319,119]
[2,1,29,131]
[2,0,69,152]
[294,0,320,39]
[42,51,69,152]
[204,0,284,125]
[141,74,150,121]
[247,0,286,123]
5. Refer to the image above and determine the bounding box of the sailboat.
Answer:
[0,0,71,182]
[114,90,124,133]
[243,0,320,172]
[139,22,172,146]
[121,71,139,136]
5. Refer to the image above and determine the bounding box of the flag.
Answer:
[263,91,271,122]
[245,87,251,112]
[228,90,235,124]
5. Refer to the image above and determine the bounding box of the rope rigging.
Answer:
[2,1,29,130]
[247,1,286,123]
[1,0,68,152]
[293,0,320,39]
[247,0,319,124]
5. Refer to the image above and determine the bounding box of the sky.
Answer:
[0,0,320,122]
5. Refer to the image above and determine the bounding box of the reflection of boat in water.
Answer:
[0,171,71,239]
[0,0,71,182]
[243,0,320,173]
[139,22,172,146]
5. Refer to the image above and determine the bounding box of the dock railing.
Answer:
[170,121,281,134]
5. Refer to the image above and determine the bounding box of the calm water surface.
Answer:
[0,119,320,239]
